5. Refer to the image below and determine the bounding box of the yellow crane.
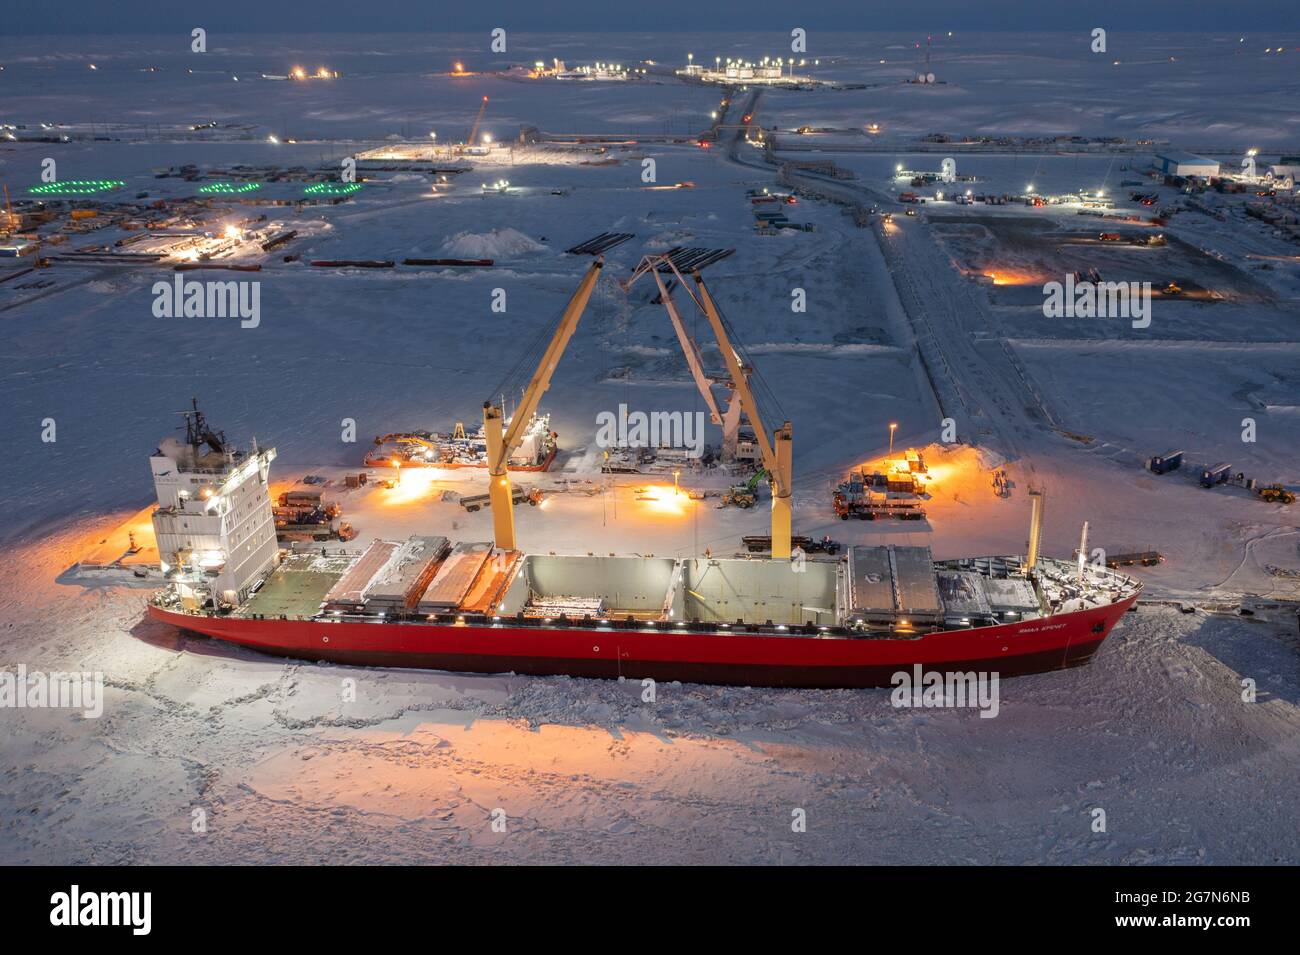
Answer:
[689,269,793,558]
[626,254,793,557]
[483,259,604,551]
[483,256,795,559]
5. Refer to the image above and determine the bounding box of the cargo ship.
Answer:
[144,394,1138,686]
[149,544,1140,688]
[143,408,1140,688]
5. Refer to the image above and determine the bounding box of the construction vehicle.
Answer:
[484,256,796,558]
[1258,484,1296,504]
[992,469,1009,498]
[721,469,767,508]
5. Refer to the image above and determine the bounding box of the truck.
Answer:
[277,490,340,517]
[276,520,356,543]
[1146,450,1184,475]
[460,486,542,512]
[741,535,840,555]
[279,489,322,508]
[1199,462,1232,488]
[832,473,926,520]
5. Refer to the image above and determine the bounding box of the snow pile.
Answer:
[643,228,694,249]
[439,228,546,260]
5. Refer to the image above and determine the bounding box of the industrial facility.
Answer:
[4,14,1299,882]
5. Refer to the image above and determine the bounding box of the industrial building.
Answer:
[1153,150,1220,178]
[1269,157,1300,182]
[677,54,818,86]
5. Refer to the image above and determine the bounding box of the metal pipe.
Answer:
[1077,520,1089,583]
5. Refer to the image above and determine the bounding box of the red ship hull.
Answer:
[148,592,1138,688]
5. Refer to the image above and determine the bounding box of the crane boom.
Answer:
[483,259,604,551]
[691,272,794,558]
[468,96,488,147]
[626,254,748,457]
[648,267,725,426]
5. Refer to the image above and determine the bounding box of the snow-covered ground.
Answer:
[1,31,1298,865]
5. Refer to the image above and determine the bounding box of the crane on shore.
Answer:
[467,95,489,147]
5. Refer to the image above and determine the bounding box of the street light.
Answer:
[889,423,898,457]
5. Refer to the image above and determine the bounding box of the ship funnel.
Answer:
[1025,489,1044,573]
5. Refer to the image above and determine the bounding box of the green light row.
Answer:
[198,181,262,194]
[28,179,125,195]
[303,182,363,196]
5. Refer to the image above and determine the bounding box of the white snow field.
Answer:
[1,31,1297,865]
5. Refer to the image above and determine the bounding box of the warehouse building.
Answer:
[1153,150,1220,177]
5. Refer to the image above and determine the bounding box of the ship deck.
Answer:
[218,540,1141,637]
[237,553,351,619]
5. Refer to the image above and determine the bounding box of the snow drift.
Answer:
[439,228,546,260]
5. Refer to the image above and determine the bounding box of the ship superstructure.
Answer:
[149,400,278,610]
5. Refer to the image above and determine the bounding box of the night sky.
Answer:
[11,0,1294,35]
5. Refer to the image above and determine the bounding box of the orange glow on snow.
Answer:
[383,469,440,506]
[637,484,693,515]
[983,268,1041,286]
